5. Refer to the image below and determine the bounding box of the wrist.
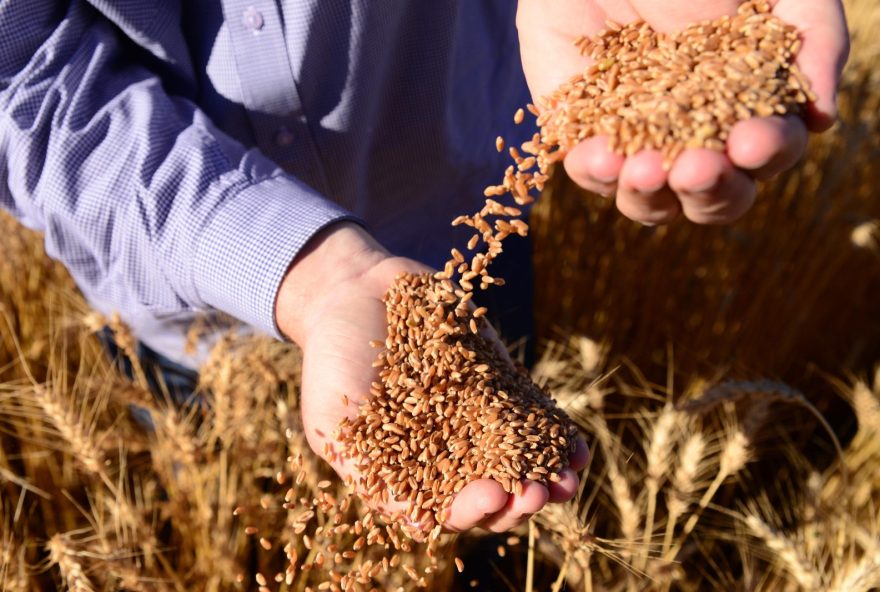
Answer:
[275,221,389,346]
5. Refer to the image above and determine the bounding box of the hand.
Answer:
[517,0,850,225]
[276,222,589,533]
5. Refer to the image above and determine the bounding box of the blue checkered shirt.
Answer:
[0,1,531,367]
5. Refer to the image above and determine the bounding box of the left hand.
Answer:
[516,0,850,225]
[276,223,589,534]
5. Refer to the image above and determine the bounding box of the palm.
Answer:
[299,257,425,486]
[517,0,848,225]
[297,256,589,532]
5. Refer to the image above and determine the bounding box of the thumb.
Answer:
[516,0,599,102]
[774,0,850,132]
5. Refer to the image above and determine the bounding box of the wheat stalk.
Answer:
[639,404,678,570]
[46,534,97,592]
[830,551,880,592]
[670,428,750,560]
[744,514,821,591]
[662,431,706,555]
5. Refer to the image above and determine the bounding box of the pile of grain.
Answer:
[335,271,579,531]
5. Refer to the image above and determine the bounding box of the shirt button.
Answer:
[242,6,264,32]
[274,126,294,147]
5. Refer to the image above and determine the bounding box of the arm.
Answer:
[0,1,354,338]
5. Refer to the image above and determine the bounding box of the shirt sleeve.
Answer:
[0,1,357,339]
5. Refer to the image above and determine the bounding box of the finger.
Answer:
[444,479,509,532]
[616,150,681,225]
[547,468,580,503]
[546,438,589,502]
[570,437,590,471]
[563,136,625,197]
[726,116,808,180]
[773,0,850,131]
[369,255,435,287]
[516,0,635,100]
[481,480,550,533]
[668,149,756,224]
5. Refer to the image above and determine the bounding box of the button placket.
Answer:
[223,0,331,195]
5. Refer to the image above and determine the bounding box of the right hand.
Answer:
[517,0,849,225]
[275,222,588,533]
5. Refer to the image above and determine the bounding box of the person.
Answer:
[0,1,848,534]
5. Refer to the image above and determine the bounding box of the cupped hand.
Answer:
[277,223,589,533]
[517,0,850,225]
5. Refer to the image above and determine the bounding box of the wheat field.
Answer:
[2,0,880,589]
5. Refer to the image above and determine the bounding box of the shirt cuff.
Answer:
[193,174,361,340]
